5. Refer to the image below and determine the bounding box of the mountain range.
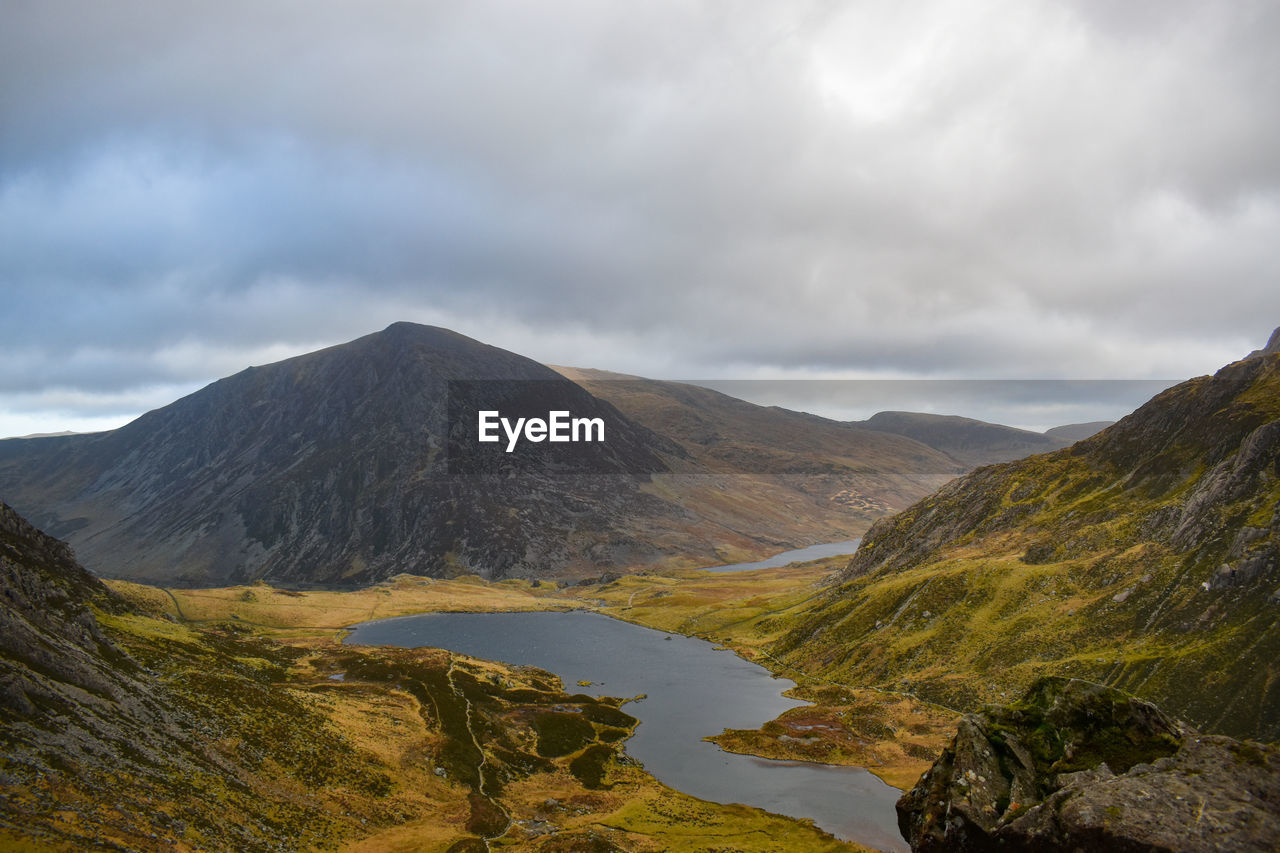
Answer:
[0,323,979,585]
[0,322,1126,588]
[3,326,1278,852]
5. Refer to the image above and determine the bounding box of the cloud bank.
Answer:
[2,0,1277,433]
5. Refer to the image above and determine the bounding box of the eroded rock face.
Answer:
[0,500,140,715]
[898,677,1280,852]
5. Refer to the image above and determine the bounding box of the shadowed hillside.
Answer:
[1,323,681,584]
[1,324,963,585]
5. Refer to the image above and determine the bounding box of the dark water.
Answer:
[699,538,863,572]
[346,609,907,852]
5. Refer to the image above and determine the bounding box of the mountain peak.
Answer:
[378,320,473,343]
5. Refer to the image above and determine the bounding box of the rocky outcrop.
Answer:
[898,677,1280,852]
[0,501,127,708]
[0,500,159,726]
[0,501,223,840]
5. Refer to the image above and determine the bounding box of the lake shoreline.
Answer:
[346,608,908,851]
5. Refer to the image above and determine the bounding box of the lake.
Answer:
[699,538,863,572]
[346,609,907,852]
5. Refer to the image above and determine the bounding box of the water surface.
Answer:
[700,538,863,572]
[346,609,906,852]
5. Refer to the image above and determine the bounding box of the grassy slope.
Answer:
[770,355,1280,742]
[567,563,959,790]
[113,574,570,640]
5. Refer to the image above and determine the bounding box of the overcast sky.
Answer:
[2,0,1277,437]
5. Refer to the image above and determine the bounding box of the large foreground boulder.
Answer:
[898,676,1280,852]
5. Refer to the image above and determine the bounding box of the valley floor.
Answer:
[112,560,959,796]
[96,569,901,852]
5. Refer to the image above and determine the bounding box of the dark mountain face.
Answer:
[0,324,688,584]
[0,500,212,843]
[0,501,138,717]
[2,323,974,585]
[857,410,1070,467]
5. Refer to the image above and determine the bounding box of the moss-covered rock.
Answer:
[898,677,1280,852]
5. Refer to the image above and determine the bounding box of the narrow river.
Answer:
[346,608,907,852]
[699,538,863,572]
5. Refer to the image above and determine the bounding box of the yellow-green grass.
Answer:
[566,560,960,789]
[708,685,956,791]
[86,576,879,851]
[108,574,571,641]
[107,560,962,796]
[775,487,1280,740]
[572,560,845,646]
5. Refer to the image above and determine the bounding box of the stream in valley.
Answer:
[346,608,907,851]
[699,538,863,572]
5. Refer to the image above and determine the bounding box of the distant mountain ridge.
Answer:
[1043,420,1113,442]
[555,366,963,516]
[855,410,1070,467]
[854,412,1115,467]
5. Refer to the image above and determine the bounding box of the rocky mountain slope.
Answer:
[0,501,170,778]
[0,499,394,850]
[0,323,959,585]
[556,366,963,518]
[1247,326,1280,359]
[898,677,1280,852]
[0,323,670,584]
[773,348,1280,742]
